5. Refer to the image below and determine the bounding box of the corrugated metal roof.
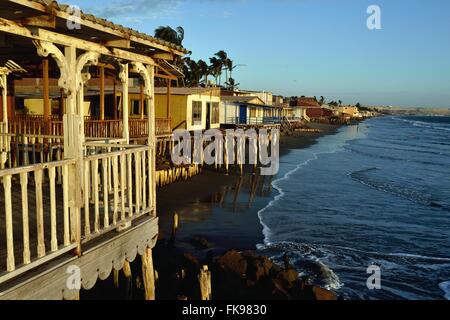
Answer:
[28,0,188,54]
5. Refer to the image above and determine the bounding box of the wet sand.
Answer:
[157,123,341,256]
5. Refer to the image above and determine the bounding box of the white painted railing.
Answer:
[81,145,154,242]
[0,159,78,284]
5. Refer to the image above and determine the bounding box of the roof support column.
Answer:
[42,58,50,135]
[119,63,129,143]
[0,70,8,128]
[131,62,155,214]
[99,65,105,120]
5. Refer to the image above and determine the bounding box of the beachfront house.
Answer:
[220,95,281,127]
[0,0,188,300]
[154,87,221,131]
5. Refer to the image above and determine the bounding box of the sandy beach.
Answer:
[156,123,341,256]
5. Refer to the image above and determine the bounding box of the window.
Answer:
[249,107,257,118]
[211,102,220,124]
[131,100,140,116]
[130,99,147,117]
[192,101,202,125]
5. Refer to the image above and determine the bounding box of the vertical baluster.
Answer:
[127,153,133,218]
[49,167,58,252]
[102,157,109,229]
[135,151,141,213]
[4,175,15,272]
[93,159,100,233]
[141,150,147,210]
[35,169,45,258]
[120,153,126,222]
[63,164,70,246]
[113,155,119,223]
[83,160,91,239]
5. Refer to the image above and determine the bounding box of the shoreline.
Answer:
[156,123,341,254]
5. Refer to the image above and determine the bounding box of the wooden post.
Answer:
[199,265,212,300]
[147,65,156,211]
[142,248,156,300]
[119,64,129,143]
[122,261,133,299]
[59,89,64,118]
[100,65,105,120]
[1,72,8,127]
[140,83,145,120]
[167,79,171,119]
[113,79,118,120]
[43,59,51,135]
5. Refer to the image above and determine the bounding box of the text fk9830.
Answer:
[226,305,267,316]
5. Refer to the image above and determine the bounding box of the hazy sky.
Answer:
[69,0,450,108]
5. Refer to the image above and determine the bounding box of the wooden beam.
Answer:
[152,53,174,60]
[155,73,177,80]
[100,66,105,120]
[105,39,131,49]
[43,59,50,134]
[7,0,187,57]
[20,15,56,29]
[0,18,156,66]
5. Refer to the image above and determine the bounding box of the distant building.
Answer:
[155,87,222,131]
[221,95,280,127]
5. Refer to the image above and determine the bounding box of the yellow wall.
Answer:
[154,93,221,131]
[24,99,50,115]
[24,98,90,116]
[338,106,359,117]
[154,93,187,130]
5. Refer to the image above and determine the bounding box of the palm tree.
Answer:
[338,100,343,106]
[225,78,240,91]
[154,26,185,46]
[209,57,222,86]
[214,50,228,84]
[197,60,209,85]
[320,96,325,105]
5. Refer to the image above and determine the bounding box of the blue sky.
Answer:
[70,0,450,108]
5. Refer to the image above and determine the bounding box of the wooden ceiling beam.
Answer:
[0,17,155,66]
[19,15,56,29]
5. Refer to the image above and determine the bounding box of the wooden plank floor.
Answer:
[0,177,121,273]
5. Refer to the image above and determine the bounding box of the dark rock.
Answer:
[277,268,299,286]
[217,250,247,278]
[243,252,274,281]
[312,286,338,301]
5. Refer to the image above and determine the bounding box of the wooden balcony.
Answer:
[8,116,172,140]
[0,140,157,299]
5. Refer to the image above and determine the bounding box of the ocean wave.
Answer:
[350,168,449,210]
[257,144,348,245]
[439,281,450,300]
[258,241,344,290]
[393,117,450,133]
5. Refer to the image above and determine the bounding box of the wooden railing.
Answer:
[84,120,123,139]
[155,118,172,136]
[0,143,155,283]
[129,119,148,138]
[82,144,154,242]
[0,158,78,284]
[9,116,172,139]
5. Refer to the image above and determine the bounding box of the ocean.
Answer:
[257,116,450,300]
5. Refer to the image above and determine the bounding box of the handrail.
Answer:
[0,158,76,178]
